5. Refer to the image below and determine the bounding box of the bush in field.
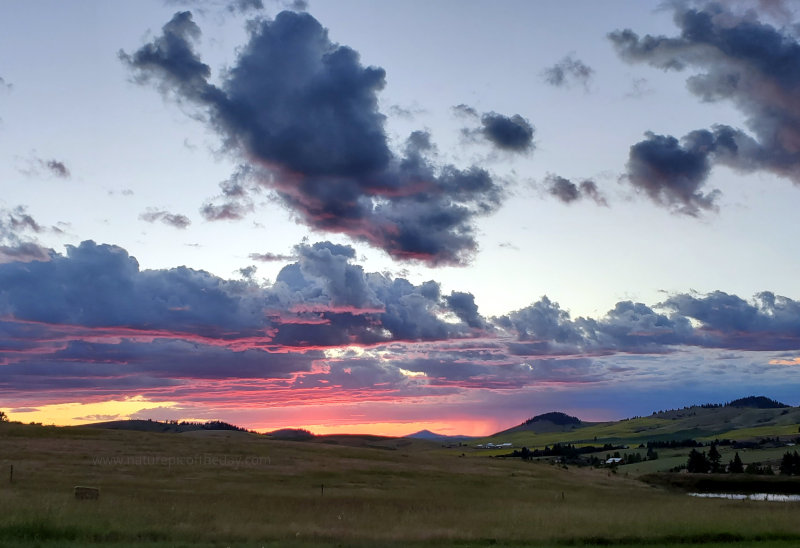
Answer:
[744,462,774,475]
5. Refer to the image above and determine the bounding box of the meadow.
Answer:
[2,422,800,547]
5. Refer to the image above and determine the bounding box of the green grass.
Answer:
[483,407,800,452]
[2,422,800,547]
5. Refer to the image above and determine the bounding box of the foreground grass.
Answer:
[2,424,800,547]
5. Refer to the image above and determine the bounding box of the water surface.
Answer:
[690,492,800,502]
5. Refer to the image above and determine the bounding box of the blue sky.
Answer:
[1,0,799,435]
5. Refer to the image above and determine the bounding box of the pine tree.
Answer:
[728,452,744,473]
[708,444,722,473]
[779,451,797,475]
[687,448,710,473]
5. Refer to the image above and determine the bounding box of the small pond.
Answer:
[690,492,800,502]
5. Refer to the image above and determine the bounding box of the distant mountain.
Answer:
[524,412,581,426]
[726,396,789,409]
[494,411,589,437]
[405,429,475,442]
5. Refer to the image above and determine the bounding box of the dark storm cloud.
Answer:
[121,10,505,265]
[545,174,607,206]
[611,2,800,209]
[139,208,192,229]
[542,54,594,89]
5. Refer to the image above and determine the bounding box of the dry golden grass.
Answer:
[1,422,800,547]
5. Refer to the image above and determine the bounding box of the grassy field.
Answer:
[2,422,800,547]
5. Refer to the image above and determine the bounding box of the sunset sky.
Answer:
[2,0,800,436]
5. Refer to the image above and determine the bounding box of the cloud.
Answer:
[458,108,535,153]
[452,103,478,118]
[249,251,296,262]
[662,290,800,350]
[200,200,253,221]
[478,112,535,153]
[0,242,51,264]
[18,155,71,179]
[625,77,654,99]
[0,207,54,263]
[625,130,721,215]
[610,2,800,210]
[139,208,191,229]
[544,174,607,206]
[2,239,800,410]
[445,291,484,329]
[0,239,494,402]
[227,0,263,13]
[44,159,70,178]
[163,0,264,15]
[238,265,257,280]
[121,10,506,266]
[542,54,594,89]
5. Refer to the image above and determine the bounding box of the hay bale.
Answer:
[74,486,100,500]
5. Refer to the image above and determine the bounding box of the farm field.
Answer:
[2,421,800,547]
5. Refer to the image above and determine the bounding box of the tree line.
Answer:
[685,444,800,475]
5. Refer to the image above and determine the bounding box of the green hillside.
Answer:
[477,399,800,455]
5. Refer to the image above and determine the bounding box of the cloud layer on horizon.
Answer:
[2,241,798,412]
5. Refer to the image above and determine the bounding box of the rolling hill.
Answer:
[481,396,800,450]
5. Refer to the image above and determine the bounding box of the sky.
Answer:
[1,0,800,436]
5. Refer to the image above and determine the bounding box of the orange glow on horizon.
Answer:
[1,398,183,427]
[2,398,505,438]
[254,418,501,438]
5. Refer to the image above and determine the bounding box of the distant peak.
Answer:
[524,412,581,426]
